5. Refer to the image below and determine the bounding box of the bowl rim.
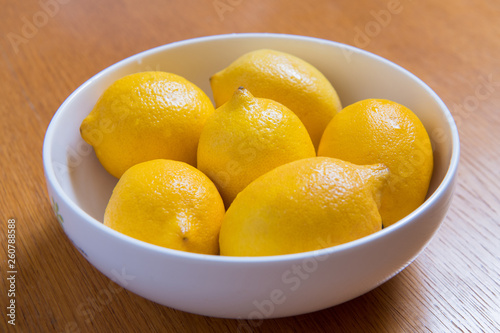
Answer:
[43,32,460,264]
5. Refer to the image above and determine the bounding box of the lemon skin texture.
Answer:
[80,72,215,178]
[318,99,433,226]
[210,49,342,149]
[219,157,389,257]
[104,159,225,255]
[197,87,316,208]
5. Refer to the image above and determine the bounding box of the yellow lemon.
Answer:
[197,87,316,208]
[80,71,215,178]
[104,159,225,255]
[318,99,433,226]
[210,49,342,149]
[219,157,389,257]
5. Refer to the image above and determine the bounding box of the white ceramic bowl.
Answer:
[43,33,459,319]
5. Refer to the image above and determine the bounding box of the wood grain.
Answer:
[1,0,499,332]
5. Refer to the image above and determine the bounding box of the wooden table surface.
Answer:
[1,0,499,332]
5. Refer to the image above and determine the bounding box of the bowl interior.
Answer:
[45,33,457,237]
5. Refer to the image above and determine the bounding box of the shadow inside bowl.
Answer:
[68,142,117,223]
